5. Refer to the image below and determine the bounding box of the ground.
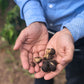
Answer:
[0,1,66,84]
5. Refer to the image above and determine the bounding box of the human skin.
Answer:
[35,28,74,80]
[13,22,48,73]
[13,22,74,79]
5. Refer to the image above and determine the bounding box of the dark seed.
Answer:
[43,54,48,60]
[43,57,47,60]
[42,60,51,72]
[49,60,57,71]
[48,55,54,60]
[30,62,36,67]
[43,60,49,64]
[42,64,49,72]
[50,65,56,71]
[43,54,54,60]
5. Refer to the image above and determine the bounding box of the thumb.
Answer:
[13,30,26,50]
[61,47,74,66]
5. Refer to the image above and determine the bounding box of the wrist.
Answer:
[27,21,48,35]
[29,22,45,27]
[62,27,74,42]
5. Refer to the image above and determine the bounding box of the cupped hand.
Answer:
[35,28,74,80]
[13,22,48,73]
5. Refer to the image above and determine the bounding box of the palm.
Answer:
[35,29,74,80]
[22,24,48,53]
[14,22,48,73]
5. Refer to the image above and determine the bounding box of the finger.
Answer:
[29,67,35,74]
[33,53,40,72]
[61,47,74,65]
[55,55,62,64]
[39,51,45,66]
[44,64,66,80]
[13,30,26,50]
[29,53,35,73]
[20,49,29,70]
[35,70,45,78]
[56,44,74,66]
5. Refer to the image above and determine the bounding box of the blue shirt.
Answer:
[14,0,84,42]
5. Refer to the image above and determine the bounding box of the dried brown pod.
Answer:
[41,48,57,72]
[42,60,50,72]
[43,54,54,60]
[49,60,57,71]
[51,60,58,66]
[46,48,55,55]
[34,57,42,63]
[48,55,54,60]
[30,62,36,67]
[43,54,48,60]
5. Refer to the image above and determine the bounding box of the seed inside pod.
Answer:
[49,62,56,71]
[48,55,54,60]
[34,57,42,63]
[49,60,57,71]
[46,48,55,55]
[30,62,36,67]
[42,60,51,72]
[43,54,48,60]
[51,60,58,66]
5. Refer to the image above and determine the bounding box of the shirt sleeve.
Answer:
[61,11,84,42]
[14,0,46,26]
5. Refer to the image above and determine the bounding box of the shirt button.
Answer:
[50,23,53,26]
[49,4,53,8]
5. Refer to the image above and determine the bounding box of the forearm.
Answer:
[23,0,46,26]
[14,0,46,26]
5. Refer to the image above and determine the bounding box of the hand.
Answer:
[35,28,74,80]
[13,22,48,73]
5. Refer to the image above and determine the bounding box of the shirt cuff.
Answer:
[24,12,46,26]
[23,1,46,26]
[61,17,84,42]
[61,24,79,42]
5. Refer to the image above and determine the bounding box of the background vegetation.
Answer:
[0,0,25,44]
